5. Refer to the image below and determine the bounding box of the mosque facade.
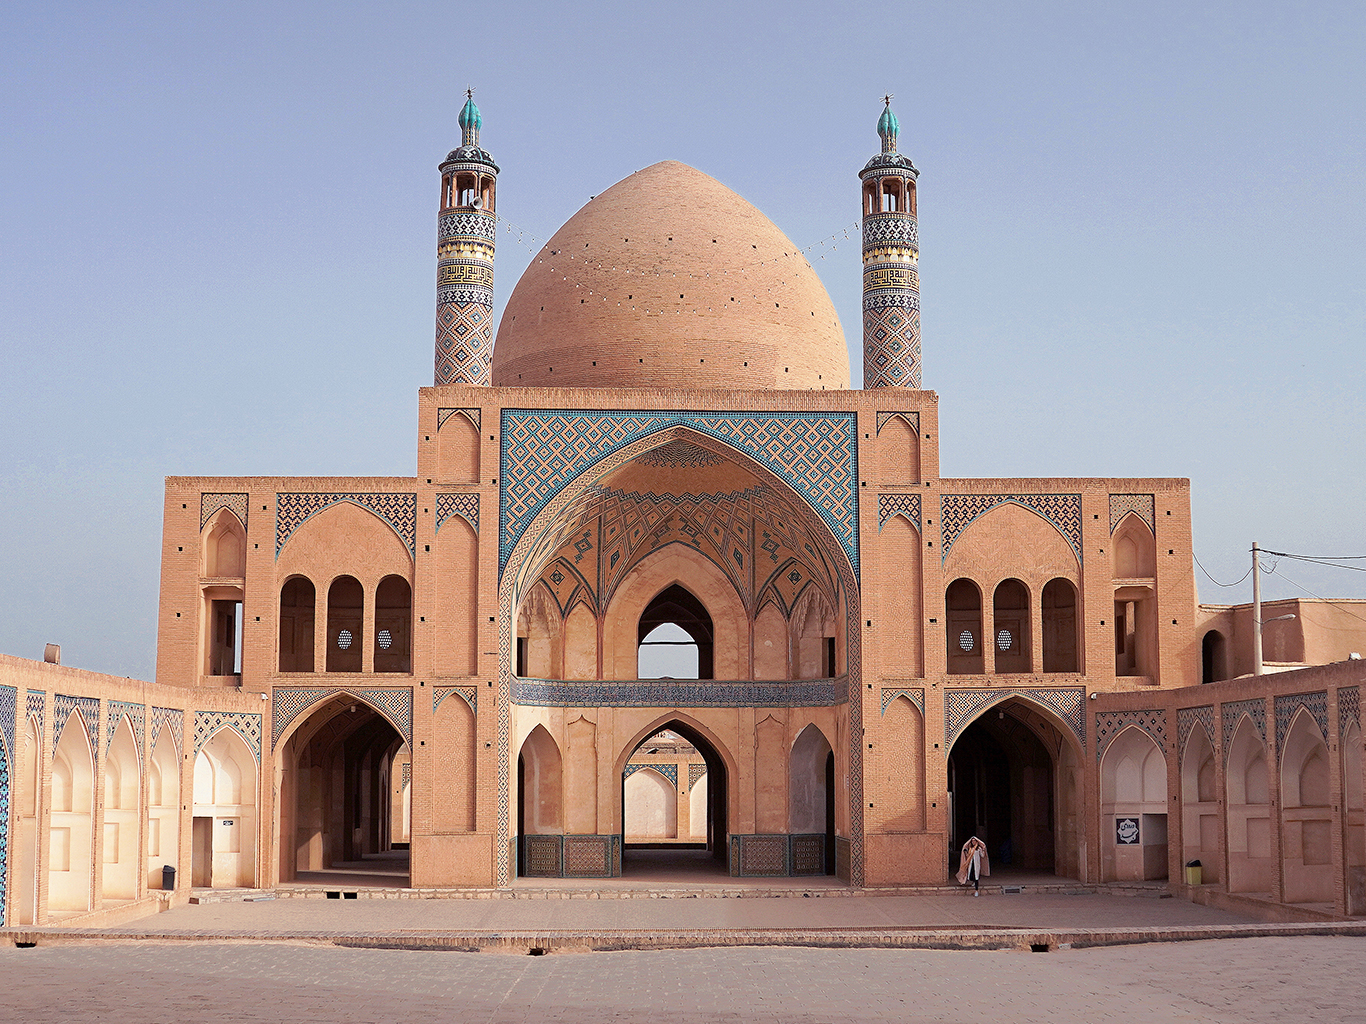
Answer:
[0,100,1362,925]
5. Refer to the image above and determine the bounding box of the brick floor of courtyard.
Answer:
[3,936,1364,1023]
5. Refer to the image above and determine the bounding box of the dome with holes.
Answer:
[491,161,849,390]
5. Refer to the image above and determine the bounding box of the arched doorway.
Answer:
[946,698,1082,879]
[620,719,729,877]
[192,728,257,889]
[638,585,713,679]
[1201,630,1227,683]
[789,724,836,875]
[276,696,409,887]
[1100,726,1169,881]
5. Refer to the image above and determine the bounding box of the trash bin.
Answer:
[1184,859,1202,885]
[162,865,176,891]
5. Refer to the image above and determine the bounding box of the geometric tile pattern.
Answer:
[499,409,860,579]
[731,834,788,876]
[563,835,620,878]
[1275,691,1329,762]
[881,687,924,715]
[940,493,1083,566]
[193,711,262,764]
[53,694,99,757]
[944,687,1085,749]
[688,762,708,790]
[635,440,724,468]
[433,686,477,716]
[862,300,921,389]
[0,684,15,766]
[1177,705,1216,754]
[511,677,844,709]
[877,493,921,532]
[1342,687,1361,737]
[105,701,145,757]
[434,200,496,386]
[200,492,249,530]
[1109,493,1155,534]
[271,687,413,749]
[401,762,411,789]
[791,833,827,875]
[276,492,418,559]
[436,492,480,534]
[875,411,920,436]
[861,190,920,390]
[150,706,183,753]
[1094,709,1168,762]
[26,690,45,724]
[624,762,678,787]
[437,407,481,432]
[522,834,562,877]
[1222,698,1267,766]
[0,720,8,926]
[435,299,493,386]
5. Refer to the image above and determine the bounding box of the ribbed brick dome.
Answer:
[492,162,849,390]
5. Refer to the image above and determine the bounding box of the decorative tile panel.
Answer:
[433,686,477,715]
[564,835,619,878]
[272,687,412,748]
[105,701,145,756]
[26,691,45,724]
[790,833,827,875]
[401,762,411,789]
[437,407,480,432]
[624,762,678,787]
[688,762,708,790]
[499,410,859,578]
[1109,494,1156,534]
[1221,698,1267,765]
[731,834,788,876]
[522,834,562,877]
[940,494,1082,565]
[1094,709,1168,762]
[436,493,480,534]
[513,677,845,708]
[1275,691,1329,759]
[1177,705,1216,754]
[151,707,183,753]
[200,492,248,531]
[193,711,262,764]
[0,730,9,926]
[53,694,99,757]
[276,492,417,559]
[878,493,921,532]
[881,687,924,715]
[944,688,1085,749]
[1341,687,1360,736]
[0,684,15,764]
[876,411,920,436]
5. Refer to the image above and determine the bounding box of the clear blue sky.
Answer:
[2,1,1363,678]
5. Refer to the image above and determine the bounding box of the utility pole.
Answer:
[1252,540,1263,676]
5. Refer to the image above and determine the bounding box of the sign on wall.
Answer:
[1115,817,1140,845]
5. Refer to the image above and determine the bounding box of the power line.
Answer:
[1193,552,1252,588]
[1261,550,1366,560]
[1261,551,1366,574]
[1261,564,1366,627]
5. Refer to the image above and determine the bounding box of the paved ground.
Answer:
[103,888,1257,935]
[4,935,1364,1022]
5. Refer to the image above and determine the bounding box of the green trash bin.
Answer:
[1184,860,1202,885]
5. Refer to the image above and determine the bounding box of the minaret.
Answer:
[434,92,499,386]
[860,97,921,388]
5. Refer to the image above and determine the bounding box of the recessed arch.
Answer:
[1042,578,1080,673]
[325,575,364,673]
[201,507,246,578]
[1180,722,1219,883]
[1201,629,1227,683]
[103,716,142,901]
[946,578,984,674]
[1280,708,1333,903]
[1100,725,1168,882]
[278,575,316,673]
[1225,716,1272,893]
[623,766,678,840]
[192,727,257,889]
[147,731,180,892]
[992,578,1031,673]
[49,711,94,913]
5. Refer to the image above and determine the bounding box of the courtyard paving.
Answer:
[3,935,1363,1022]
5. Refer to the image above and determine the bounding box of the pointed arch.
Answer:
[623,766,678,839]
[103,716,142,900]
[1100,725,1168,881]
[192,727,257,888]
[201,507,246,578]
[1225,716,1273,893]
[1113,514,1157,578]
[1180,721,1220,883]
[49,711,94,912]
[147,729,181,892]
[1280,708,1333,902]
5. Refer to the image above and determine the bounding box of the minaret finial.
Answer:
[458,89,482,148]
[877,95,899,154]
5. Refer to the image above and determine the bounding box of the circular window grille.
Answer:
[958,630,975,652]
[377,629,392,650]
[997,629,1014,651]
[337,629,353,650]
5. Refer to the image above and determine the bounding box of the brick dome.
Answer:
[491,161,850,390]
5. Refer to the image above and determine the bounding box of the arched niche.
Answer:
[563,602,598,680]
[516,583,563,679]
[1202,630,1227,684]
[946,578,984,675]
[147,733,180,891]
[1100,726,1168,882]
[1042,578,1080,673]
[602,546,746,680]
[1344,720,1364,885]
[789,724,835,873]
[434,514,478,676]
[517,725,563,877]
[874,695,926,833]
[432,694,476,833]
[876,415,920,484]
[1280,710,1333,903]
[202,510,246,578]
[325,575,364,673]
[437,410,480,484]
[192,729,257,889]
[1113,515,1156,578]
[49,714,94,913]
[624,767,678,840]
[374,574,412,674]
[278,576,316,672]
[753,601,787,681]
[791,587,837,679]
[992,579,1031,674]
[16,716,41,924]
[1180,724,1220,883]
[1225,716,1273,893]
[103,717,142,901]
[878,515,922,678]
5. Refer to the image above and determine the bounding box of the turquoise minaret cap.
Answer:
[877,96,899,153]
[459,90,482,146]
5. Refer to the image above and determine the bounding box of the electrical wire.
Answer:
[1193,552,1252,588]
[1260,564,1366,627]
[1259,551,1366,574]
